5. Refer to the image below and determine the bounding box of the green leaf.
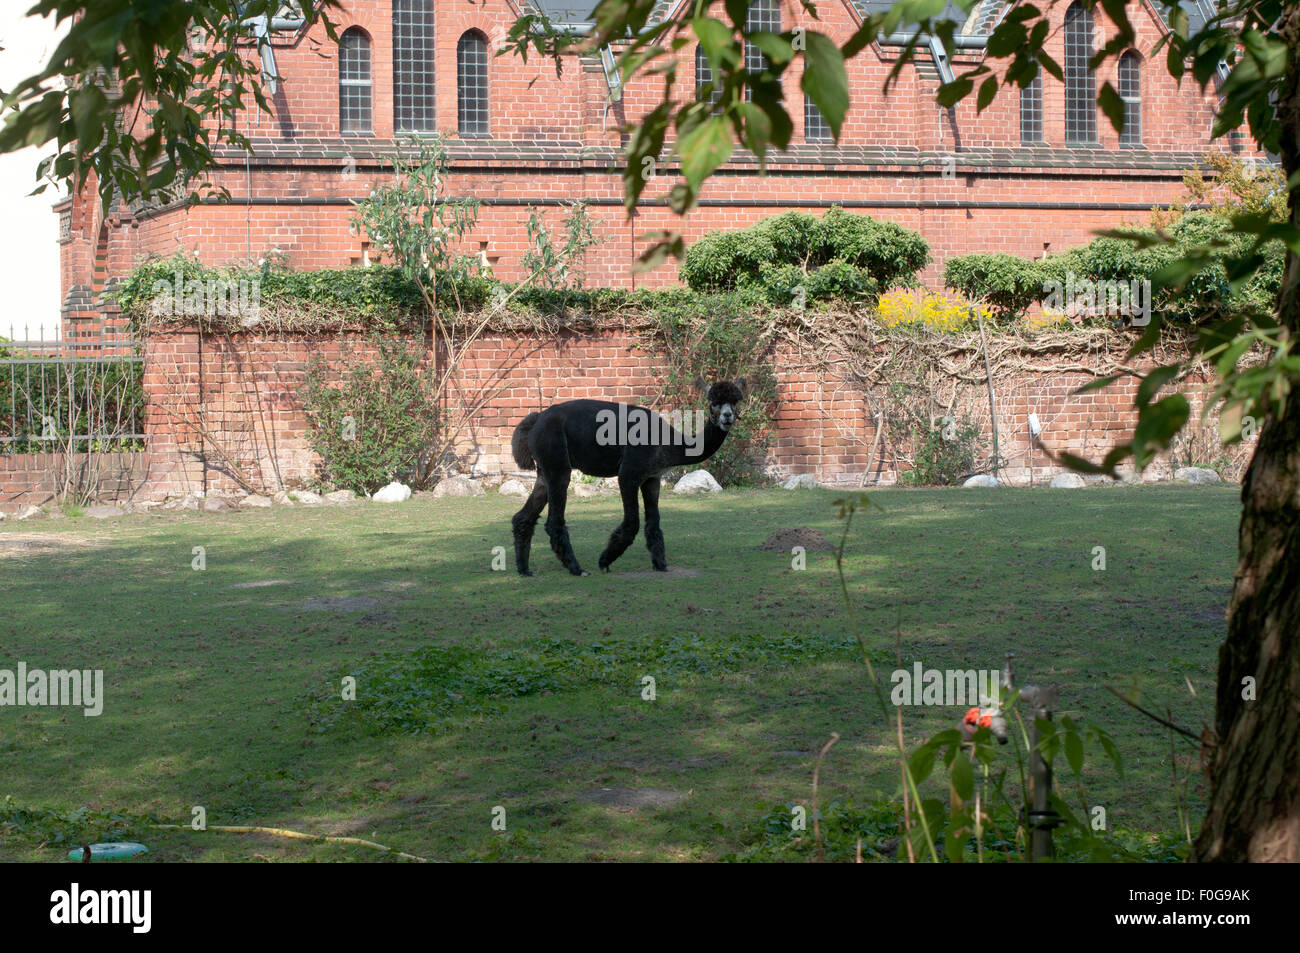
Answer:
[1058,451,1110,475]
[1098,81,1125,136]
[936,77,974,108]
[908,744,937,784]
[1131,394,1191,465]
[1073,374,1123,395]
[747,31,794,66]
[677,116,733,191]
[693,16,736,72]
[1136,365,1182,407]
[800,32,849,139]
[631,230,684,274]
[950,752,974,800]
[1064,731,1084,774]
[976,76,999,113]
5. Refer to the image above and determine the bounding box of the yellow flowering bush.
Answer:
[874,289,991,333]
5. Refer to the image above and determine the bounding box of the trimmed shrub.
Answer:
[943,253,1046,321]
[818,207,930,289]
[804,259,878,303]
[680,207,929,299]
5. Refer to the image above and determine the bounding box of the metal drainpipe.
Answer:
[881,32,991,49]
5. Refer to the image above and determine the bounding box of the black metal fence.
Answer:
[1,324,146,454]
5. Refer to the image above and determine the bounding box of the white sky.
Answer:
[0,7,66,341]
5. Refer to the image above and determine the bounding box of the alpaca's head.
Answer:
[696,377,747,432]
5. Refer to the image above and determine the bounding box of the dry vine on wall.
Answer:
[771,307,1252,484]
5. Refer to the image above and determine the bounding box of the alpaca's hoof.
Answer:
[653,564,669,572]
[518,569,536,577]
[601,565,611,573]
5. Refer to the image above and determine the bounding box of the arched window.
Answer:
[1020,65,1043,144]
[744,0,780,102]
[339,28,372,135]
[1064,3,1096,144]
[393,0,434,132]
[457,31,489,137]
[805,92,830,142]
[1118,51,1141,146]
[695,44,722,109]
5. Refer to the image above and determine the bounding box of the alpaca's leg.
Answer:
[511,480,548,576]
[598,476,642,572]
[641,478,668,571]
[543,468,587,576]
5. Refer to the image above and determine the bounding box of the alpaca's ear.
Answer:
[692,375,707,393]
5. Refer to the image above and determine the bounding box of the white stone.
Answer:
[16,505,44,520]
[962,474,999,488]
[294,490,325,505]
[572,482,606,497]
[498,479,530,498]
[241,494,273,508]
[373,481,413,503]
[1115,465,1143,485]
[782,474,819,490]
[674,470,722,494]
[1048,473,1086,489]
[201,497,232,513]
[1175,466,1222,485]
[272,490,293,505]
[323,489,357,505]
[432,476,485,498]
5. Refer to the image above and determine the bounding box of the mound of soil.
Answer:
[757,527,835,553]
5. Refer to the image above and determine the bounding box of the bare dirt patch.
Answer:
[230,579,291,590]
[300,596,384,613]
[0,533,101,559]
[757,527,835,552]
[582,787,688,809]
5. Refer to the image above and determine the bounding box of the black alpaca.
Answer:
[509,378,746,576]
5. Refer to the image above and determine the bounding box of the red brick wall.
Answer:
[2,325,1238,510]
[0,453,150,513]
[122,328,1234,503]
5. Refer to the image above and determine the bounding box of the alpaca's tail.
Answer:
[511,412,541,470]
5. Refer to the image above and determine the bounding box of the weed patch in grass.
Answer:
[304,631,862,735]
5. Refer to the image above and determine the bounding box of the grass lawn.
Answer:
[0,484,1239,861]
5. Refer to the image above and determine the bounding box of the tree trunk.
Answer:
[1193,6,1300,862]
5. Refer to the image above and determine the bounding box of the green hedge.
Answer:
[942,253,1047,321]
[945,211,1285,323]
[679,208,927,304]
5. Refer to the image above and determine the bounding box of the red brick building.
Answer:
[57,0,1242,336]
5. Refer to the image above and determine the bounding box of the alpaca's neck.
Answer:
[662,419,730,468]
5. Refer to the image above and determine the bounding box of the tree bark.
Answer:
[1193,5,1300,862]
